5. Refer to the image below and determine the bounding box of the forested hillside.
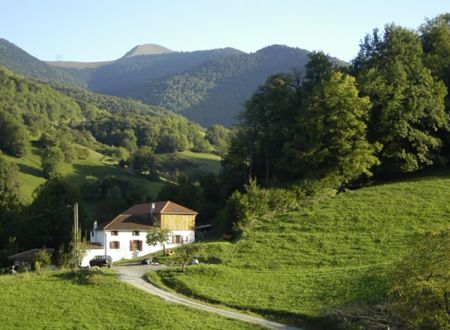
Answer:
[0,65,225,264]
[0,39,85,87]
[0,39,347,126]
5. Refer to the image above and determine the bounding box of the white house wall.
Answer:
[85,229,195,263]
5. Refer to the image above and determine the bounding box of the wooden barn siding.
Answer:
[160,214,195,231]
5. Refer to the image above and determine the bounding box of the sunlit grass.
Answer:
[0,270,261,329]
[151,172,450,323]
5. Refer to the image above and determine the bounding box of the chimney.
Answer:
[93,220,97,231]
[150,203,155,215]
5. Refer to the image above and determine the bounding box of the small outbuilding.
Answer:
[8,248,55,270]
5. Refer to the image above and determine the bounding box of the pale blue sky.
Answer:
[0,0,448,62]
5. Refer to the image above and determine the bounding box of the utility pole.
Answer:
[73,202,79,266]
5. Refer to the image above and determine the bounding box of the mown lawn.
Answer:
[0,270,261,329]
[150,172,450,324]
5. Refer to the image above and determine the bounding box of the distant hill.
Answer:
[0,38,85,87]
[45,60,113,69]
[122,43,173,57]
[129,45,326,126]
[87,48,244,97]
[0,39,347,126]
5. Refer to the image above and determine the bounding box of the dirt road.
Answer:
[114,264,302,330]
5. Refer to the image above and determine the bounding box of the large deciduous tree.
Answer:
[284,70,379,184]
[241,73,296,185]
[352,24,448,174]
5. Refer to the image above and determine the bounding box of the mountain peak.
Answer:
[123,44,173,57]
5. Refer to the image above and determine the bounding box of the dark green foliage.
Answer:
[23,178,80,249]
[0,155,21,265]
[0,154,21,214]
[352,24,448,174]
[130,147,158,178]
[0,111,30,156]
[228,52,378,188]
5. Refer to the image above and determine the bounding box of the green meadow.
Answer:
[0,270,261,329]
[149,171,450,324]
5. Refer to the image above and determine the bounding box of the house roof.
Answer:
[98,201,197,231]
[8,248,55,261]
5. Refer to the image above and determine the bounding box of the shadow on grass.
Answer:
[53,269,115,285]
[151,268,307,327]
[18,163,43,178]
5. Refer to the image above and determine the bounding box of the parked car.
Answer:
[89,255,112,268]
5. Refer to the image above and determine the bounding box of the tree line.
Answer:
[224,15,450,189]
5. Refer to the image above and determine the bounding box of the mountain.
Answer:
[0,38,85,87]
[0,39,347,126]
[87,47,244,96]
[122,43,173,57]
[128,45,312,126]
[92,45,345,126]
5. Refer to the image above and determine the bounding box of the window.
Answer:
[129,240,143,251]
[111,231,118,236]
[132,231,140,236]
[173,235,184,244]
[109,241,120,249]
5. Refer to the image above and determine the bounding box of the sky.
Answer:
[0,0,448,62]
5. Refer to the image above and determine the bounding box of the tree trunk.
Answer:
[264,142,269,186]
[162,243,166,256]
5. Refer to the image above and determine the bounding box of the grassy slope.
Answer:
[3,146,163,208]
[151,171,450,323]
[177,151,221,174]
[0,270,260,329]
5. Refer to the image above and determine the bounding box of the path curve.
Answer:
[114,264,302,330]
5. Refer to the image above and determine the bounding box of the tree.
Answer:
[41,146,64,179]
[146,228,170,256]
[352,25,448,174]
[0,155,21,265]
[0,111,30,157]
[23,178,81,250]
[388,230,450,329]
[284,71,380,184]
[241,73,296,184]
[206,124,231,156]
[0,154,21,216]
[130,146,157,176]
[175,243,201,272]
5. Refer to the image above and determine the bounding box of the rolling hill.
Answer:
[148,171,450,326]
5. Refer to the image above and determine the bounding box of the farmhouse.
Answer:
[84,201,197,264]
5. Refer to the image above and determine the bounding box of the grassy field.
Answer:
[177,151,221,174]
[3,146,163,207]
[0,270,261,329]
[149,171,450,324]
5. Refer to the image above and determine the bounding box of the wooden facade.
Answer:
[158,214,196,231]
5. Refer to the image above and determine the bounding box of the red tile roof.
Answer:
[98,201,197,231]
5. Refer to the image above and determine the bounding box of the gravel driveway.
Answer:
[114,264,302,330]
